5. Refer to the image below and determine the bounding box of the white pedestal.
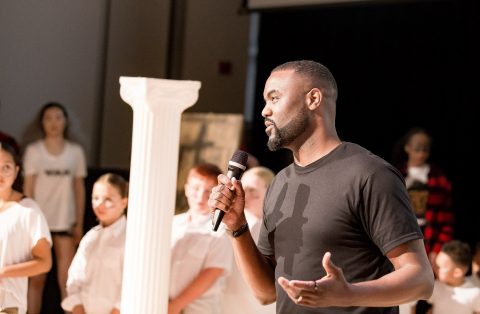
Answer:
[119,77,201,313]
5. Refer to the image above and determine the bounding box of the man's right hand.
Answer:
[208,174,246,231]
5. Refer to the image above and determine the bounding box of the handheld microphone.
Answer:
[212,150,249,231]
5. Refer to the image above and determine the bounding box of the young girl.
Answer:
[61,173,128,314]
[0,141,52,314]
[23,102,87,313]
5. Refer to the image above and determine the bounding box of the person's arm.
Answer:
[229,222,277,303]
[23,174,36,198]
[278,239,434,308]
[72,177,85,244]
[61,238,87,311]
[0,238,51,278]
[72,305,86,314]
[208,175,277,304]
[168,267,224,314]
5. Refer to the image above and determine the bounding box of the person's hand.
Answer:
[72,224,83,245]
[110,308,120,314]
[208,174,246,231]
[278,252,352,308]
[168,299,182,314]
[72,304,86,314]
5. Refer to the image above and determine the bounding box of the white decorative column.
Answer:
[119,77,201,313]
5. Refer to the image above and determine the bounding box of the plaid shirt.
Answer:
[400,164,454,254]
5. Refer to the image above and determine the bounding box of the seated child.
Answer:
[427,240,480,314]
[62,173,128,314]
[168,163,233,314]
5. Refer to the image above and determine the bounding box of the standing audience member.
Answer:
[392,127,454,267]
[23,102,87,313]
[0,141,52,314]
[427,240,480,313]
[61,173,128,314]
[222,166,276,314]
[242,166,275,241]
[209,60,434,313]
[169,163,233,314]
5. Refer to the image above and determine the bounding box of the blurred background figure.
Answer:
[241,166,275,241]
[393,127,455,314]
[23,102,87,314]
[222,166,276,314]
[62,173,128,314]
[392,127,454,267]
[0,141,52,314]
[169,163,233,314]
[426,240,480,313]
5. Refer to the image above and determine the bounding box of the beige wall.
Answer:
[0,0,250,169]
[99,0,250,168]
[0,1,108,164]
[181,0,250,114]
[98,0,172,168]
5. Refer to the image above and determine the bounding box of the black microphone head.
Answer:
[231,150,248,167]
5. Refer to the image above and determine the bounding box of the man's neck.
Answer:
[292,136,342,167]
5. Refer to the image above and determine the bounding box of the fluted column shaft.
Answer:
[119,77,201,313]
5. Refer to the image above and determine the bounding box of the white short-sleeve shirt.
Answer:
[23,140,87,231]
[0,198,52,314]
[61,215,126,314]
[170,211,233,314]
[428,278,480,314]
[221,211,276,314]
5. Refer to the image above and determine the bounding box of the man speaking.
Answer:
[208,60,433,313]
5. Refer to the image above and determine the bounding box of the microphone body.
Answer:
[212,150,248,231]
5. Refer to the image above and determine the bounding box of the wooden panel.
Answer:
[176,112,243,213]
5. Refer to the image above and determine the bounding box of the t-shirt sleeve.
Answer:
[362,164,423,255]
[23,143,39,176]
[28,206,53,248]
[204,234,233,276]
[74,144,87,178]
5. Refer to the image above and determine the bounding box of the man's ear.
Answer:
[306,88,322,110]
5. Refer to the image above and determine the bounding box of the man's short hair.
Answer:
[272,60,338,102]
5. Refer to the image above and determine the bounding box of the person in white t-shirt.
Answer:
[169,163,233,314]
[62,173,128,314]
[0,141,52,314]
[222,166,276,314]
[427,240,480,314]
[23,102,87,314]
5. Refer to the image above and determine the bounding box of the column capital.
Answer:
[119,77,201,113]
